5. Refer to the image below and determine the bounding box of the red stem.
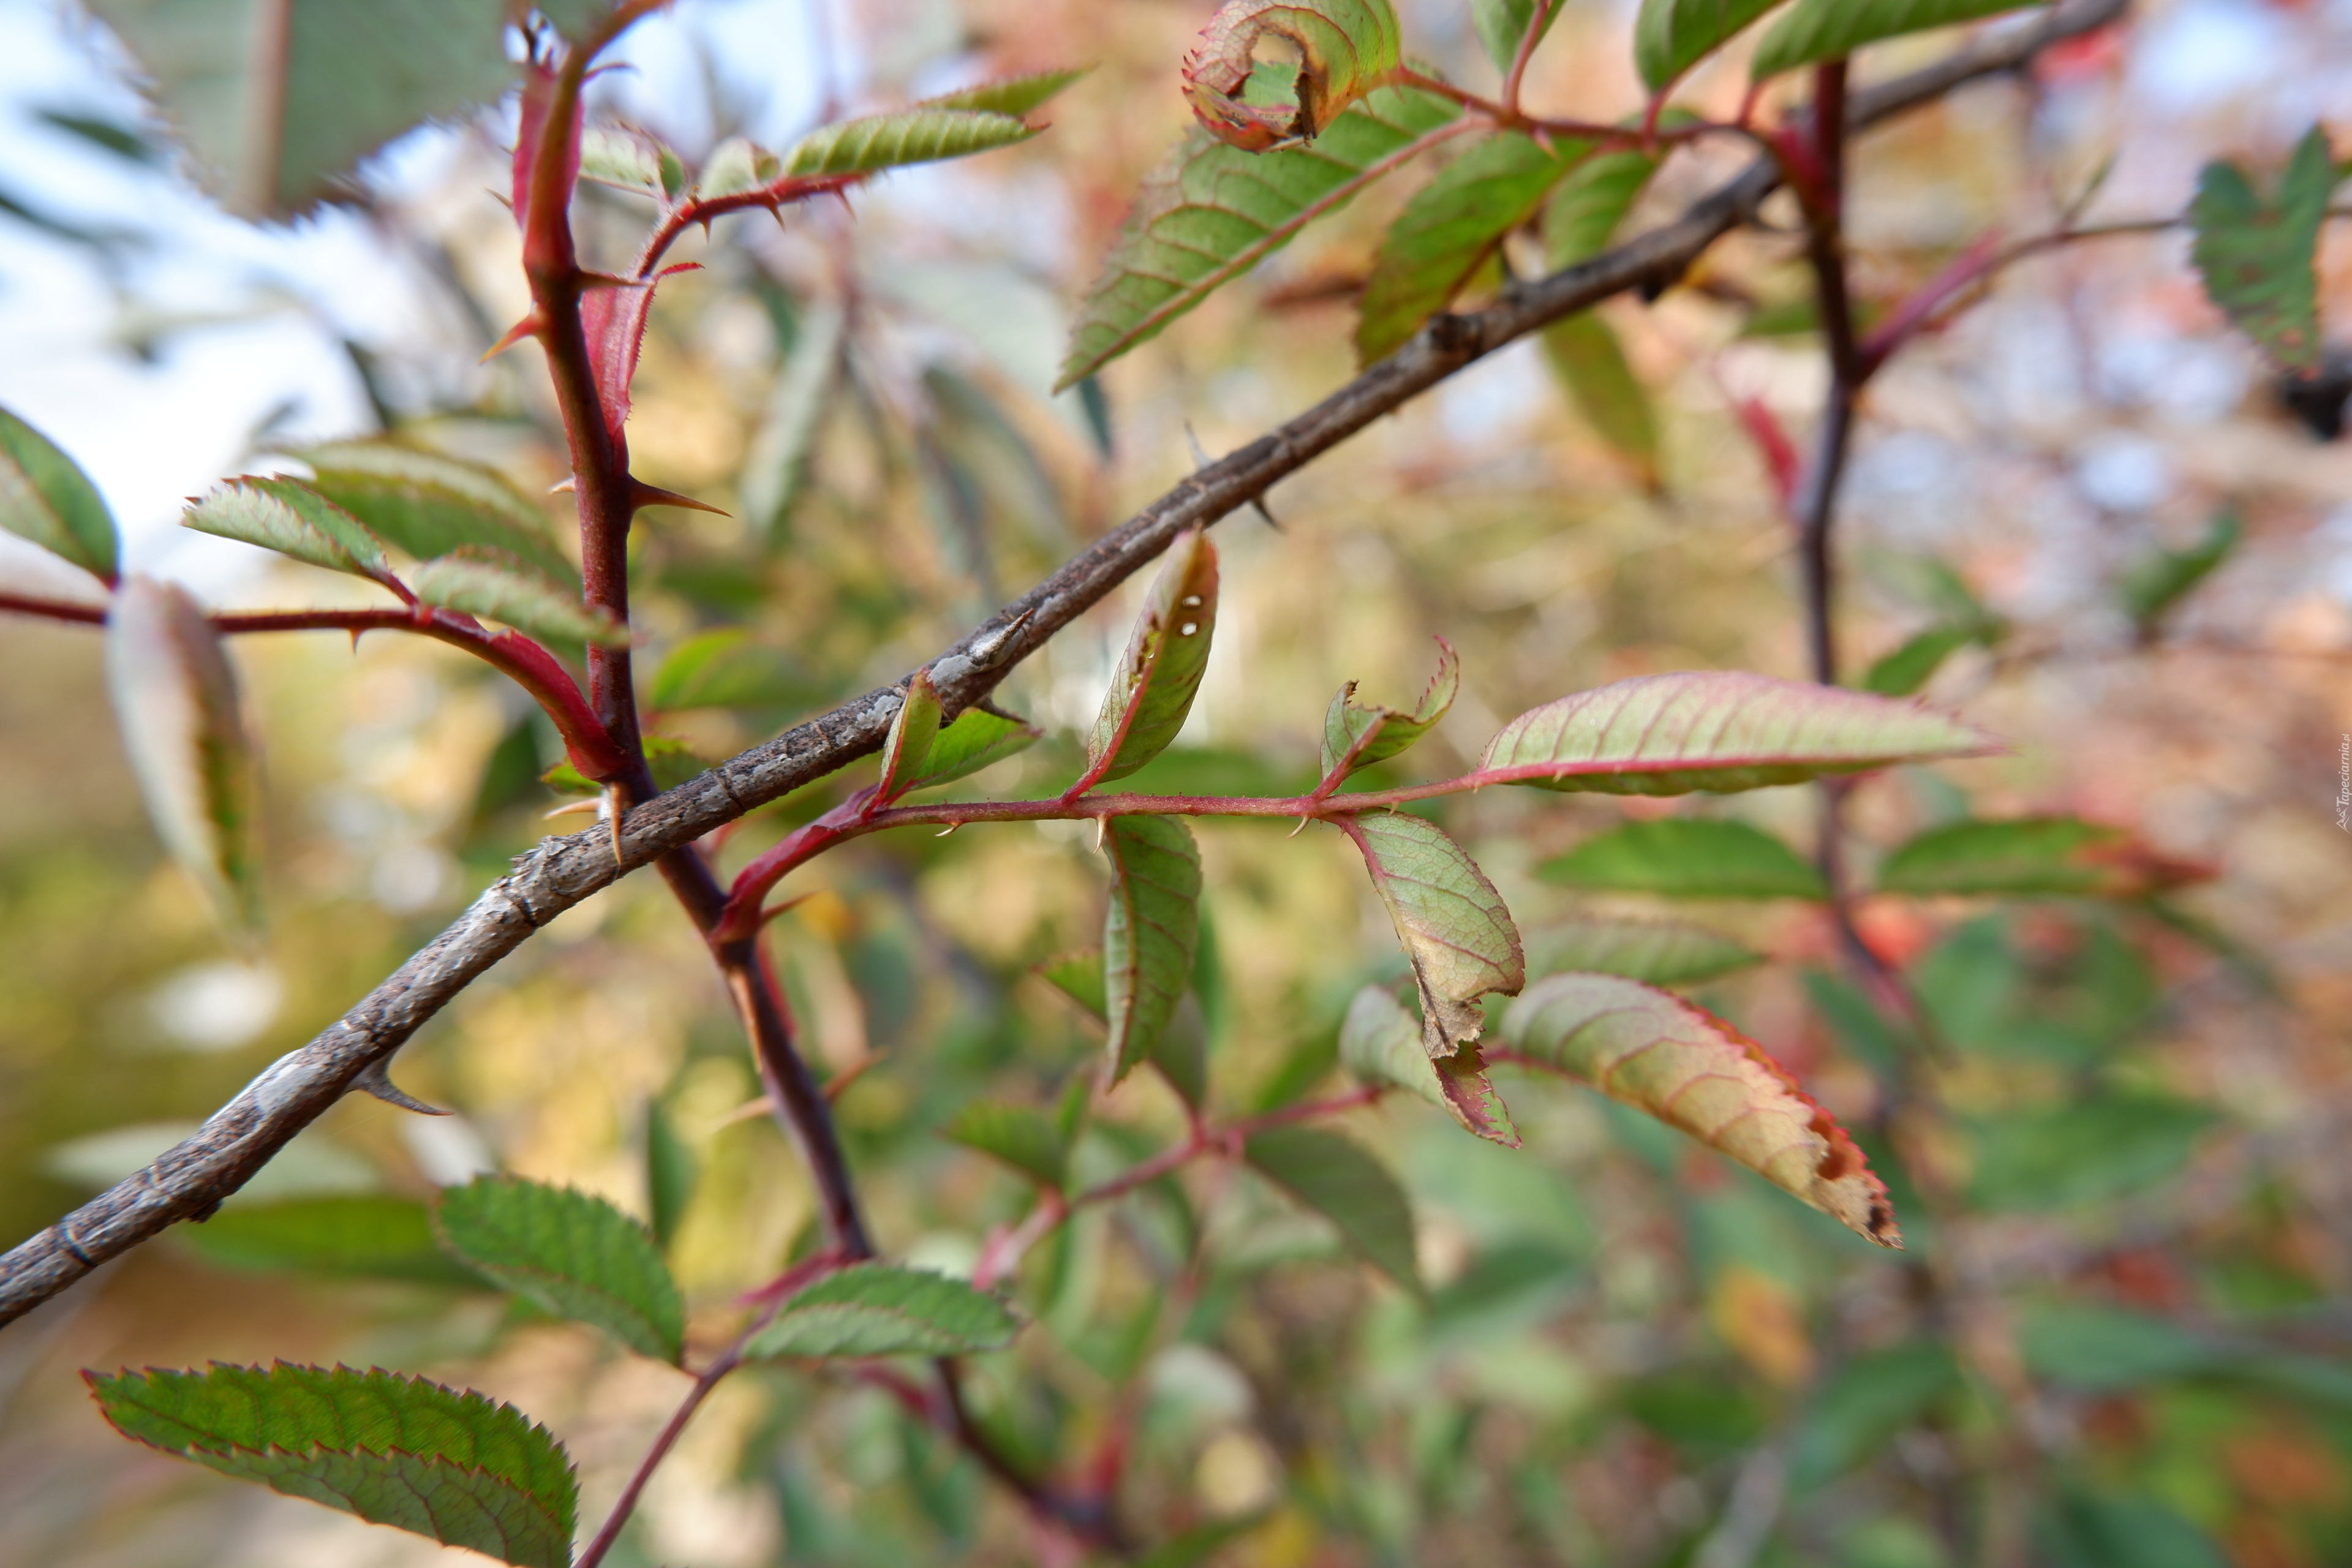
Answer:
[631,175,861,277]
[1502,0,1556,111]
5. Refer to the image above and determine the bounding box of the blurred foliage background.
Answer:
[4,0,2352,1565]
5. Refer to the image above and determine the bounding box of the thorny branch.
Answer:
[0,0,2128,1334]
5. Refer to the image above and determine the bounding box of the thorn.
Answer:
[549,476,576,495]
[353,1058,450,1116]
[480,313,538,363]
[605,782,628,865]
[543,797,601,819]
[1250,492,1283,531]
[1183,421,1212,472]
[1286,816,1311,839]
[935,821,960,837]
[715,1093,778,1129]
[630,478,730,516]
[1094,816,1109,853]
[756,892,816,930]
[821,1050,885,1102]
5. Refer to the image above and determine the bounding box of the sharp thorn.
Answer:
[543,798,601,820]
[629,478,730,516]
[605,783,627,865]
[1286,816,1310,839]
[548,475,576,495]
[480,314,538,363]
[1094,816,1109,853]
[1250,494,1283,530]
[1183,421,1212,472]
[353,1058,450,1116]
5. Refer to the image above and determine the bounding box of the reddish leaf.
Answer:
[1182,0,1406,151]
[511,58,582,236]
[580,265,696,443]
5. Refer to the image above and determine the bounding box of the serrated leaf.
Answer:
[1472,0,1564,74]
[1357,130,1570,363]
[2190,127,2342,375]
[745,1263,1022,1358]
[409,551,629,650]
[1340,984,1520,1144]
[1321,637,1459,780]
[178,1196,484,1287]
[901,706,1042,794]
[696,135,778,200]
[941,1101,1069,1188]
[1058,83,1458,388]
[1181,0,1405,150]
[1343,812,1523,1059]
[1084,529,1220,786]
[87,1363,577,1567]
[1523,918,1762,984]
[1544,148,1661,266]
[1503,972,1902,1246]
[1244,1125,1420,1291]
[0,404,117,581]
[1543,311,1660,481]
[1634,0,1787,92]
[1538,818,1828,899]
[107,577,263,938]
[1480,670,1996,794]
[294,441,576,588]
[183,477,390,580]
[917,67,1089,118]
[1861,622,1975,696]
[780,109,1038,177]
[741,298,844,538]
[1752,0,2040,83]
[2119,507,2241,633]
[433,1177,684,1365]
[647,630,813,711]
[1876,816,2190,899]
[88,0,513,216]
[875,671,944,805]
[1101,816,1204,1084]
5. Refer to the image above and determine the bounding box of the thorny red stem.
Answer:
[631,174,861,278]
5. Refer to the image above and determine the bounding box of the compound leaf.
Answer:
[1504,972,1902,1246]
[1357,130,1570,363]
[2189,126,2342,375]
[106,577,264,938]
[1181,0,1406,151]
[86,1363,576,1567]
[1084,530,1219,786]
[1523,918,1763,984]
[1246,1125,1420,1290]
[1321,637,1459,782]
[1343,812,1523,1060]
[1101,816,1205,1084]
[409,550,628,650]
[1537,818,1828,900]
[1058,84,1458,388]
[183,477,390,581]
[294,441,576,588]
[0,405,116,581]
[1750,0,2038,82]
[1634,0,1787,93]
[781,109,1037,178]
[1481,670,1995,794]
[433,1177,684,1365]
[746,1264,1022,1359]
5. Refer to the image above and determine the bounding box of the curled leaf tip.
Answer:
[1181,0,1405,151]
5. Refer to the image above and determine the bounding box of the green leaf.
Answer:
[1356,131,1570,363]
[1503,973,1902,1246]
[87,0,514,217]
[647,629,813,712]
[1878,816,2143,898]
[2016,1304,2222,1394]
[433,1177,684,1365]
[2119,507,2241,635]
[745,1263,1022,1359]
[2041,1490,2230,1568]
[1245,1125,1420,1291]
[1481,670,1996,794]
[900,706,1042,794]
[2189,127,2342,375]
[86,1363,577,1567]
[780,109,1038,178]
[1321,637,1459,781]
[941,1101,1069,1189]
[741,298,845,538]
[1543,148,1660,267]
[1861,622,1975,696]
[1472,0,1564,74]
[183,477,390,581]
[294,441,576,589]
[1750,0,2038,83]
[409,550,629,650]
[875,671,944,805]
[178,1196,484,1287]
[1965,1095,2215,1212]
[1537,818,1828,899]
[1180,0,1406,150]
[106,577,264,938]
[1343,811,1524,1058]
[1337,981,1518,1142]
[1634,0,1787,93]
[1522,918,1763,985]
[1101,816,1205,1084]
[644,1096,696,1252]
[1084,529,1220,786]
[1788,1342,1958,1489]
[0,405,117,581]
[1057,83,1458,388]
[1036,949,1109,1022]
[1542,311,1660,481]
[917,67,1090,118]
[578,127,684,201]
